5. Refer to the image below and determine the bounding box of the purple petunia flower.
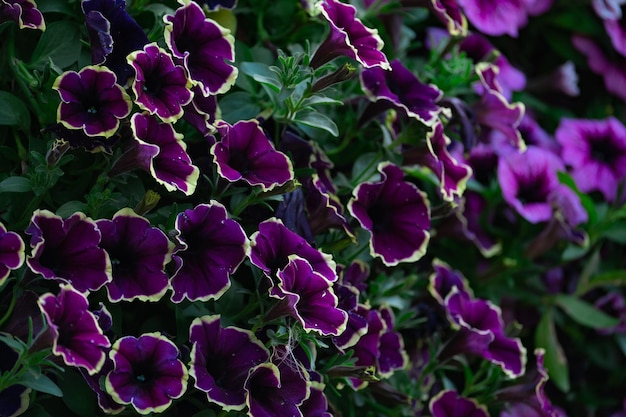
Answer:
[377,306,408,377]
[189,315,269,410]
[183,85,218,138]
[310,0,390,69]
[0,222,24,286]
[0,0,45,30]
[82,0,149,85]
[38,284,111,375]
[245,362,309,417]
[445,288,527,378]
[249,218,337,283]
[130,112,200,195]
[128,43,193,123]
[96,208,174,302]
[212,120,294,191]
[428,258,472,305]
[593,0,626,19]
[456,0,528,37]
[348,162,431,266]
[430,390,489,417]
[194,0,237,10]
[0,339,31,417]
[53,65,131,138]
[170,202,249,302]
[106,332,188,414]
[360,59,446,126]
[429,0,467,36]
[555,117,626,202]
[473,83,525,150]
[26,210,112,293]
[268,256,348,336]
[164,0,237,96]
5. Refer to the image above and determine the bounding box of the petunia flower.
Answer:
[128,43,193,123]
[82,0,149,84]
[38,284,111,375]
[164,0,237,96]
[377,306,408,377]
[212,119,294,191]
[593,0,626,19]
[0,0,45,30]
[555,117,626,202]
[129,112,200,195]
[345,304,385,390]
[456,0,528,37]
[0,222,24,287]
[348,162,431,267]
[194,0,237,10]
[170,202,249,302]
[183,85,218,138]
[53,65,131,138]
[106,332,188,414]
[360,59,446,126]
[267,256,348,336]
[26,210,112,293]
[249,218,337,283]
[429,0,467,36]
[189,315,269,410]
[96,208,174,302]
[429,390,489,417]
[0,340,31,417]
[245,362,309,417]
[473,83,525,150]
[428,258,472,305]
[309,0,390,69]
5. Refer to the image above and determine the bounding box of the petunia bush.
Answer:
[0,0,626,416]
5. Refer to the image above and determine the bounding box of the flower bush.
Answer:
[1,0,626,416]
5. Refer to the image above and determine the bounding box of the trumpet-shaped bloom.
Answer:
[128,43,193,123]
[189,315,269,410]
[268,256,348,336]
[457,0,528,37]
[130,112,200,195]
[53,66,131,138]
[0,222,24,286]
[38,284,111,375]
[0,0,45,30]
[244,363,308,417]
[170,202,249,302]
[106,333,188,414]
[360,59,445,126]
[164,0,237,96]
[212,120,294,191]
[96,208,174,302]
[310,0,390,69]
[82,0,149,84]
[26,210,112,293]
[249,218,337,283]
[430,390,489,417]
[555,117,626,202]
[348,162,431,266]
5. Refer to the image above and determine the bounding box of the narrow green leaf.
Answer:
[240,62,282,92]
[578,270,626,294]
[554,294,620,329]
[535,310,569,392]
[0,91,30,131]
[0,176,32,193]
[29,21,82,70]
[293,110,339,137]
[19,371,63,397]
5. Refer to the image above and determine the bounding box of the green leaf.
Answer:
[578,270,626,293]
[0,176,32,193]
[240,62,282,92]
[0,91,30,131]
[58,369,97,416]
[19,370,63,397]
[293,110,338,137]
[535,310,569,392]
[219,91,262,124]
[554,294,620,329]
[29,21,82,70]
[55,201,88,218]
[599,222,626,244]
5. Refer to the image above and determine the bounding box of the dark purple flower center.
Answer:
[590,137,618,165]
[367,203,392,231]
[38,247,63,275]
[107,246,134,276]
[516,178,549,204]
[228,152,252,175]
[133,361,156,384]
[83,97,102,115]
[142,69,164,95]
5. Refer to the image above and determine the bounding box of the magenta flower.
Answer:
[244,362,309,417]
[267,256,348,336]
[164,0,237,96]
[0,222,24,286]
[555,117,626,202]
[38,284,111,375]
[189,315,269,410]
[106,333,188,414]
[212,120,294,191]
[96,208,174,302]
[457,0,528,37]
[430,390,489,417]
[348,162,431,266]
[53,66,131,138]
[0,0,45,30]
[310,0,390,69]
[170,202,249,302]
[128,43,193,123]
[26,210,112,293]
